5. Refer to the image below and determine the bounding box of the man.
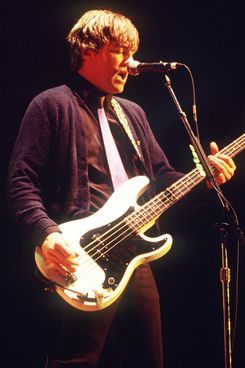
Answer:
[7,9,236,368]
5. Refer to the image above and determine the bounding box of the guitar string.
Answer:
[74,133,244,276]
[83,133,245,255]
[71,136,245,279]
[45,137,244,291]
[70,164,244,285]
[72,168,203,279]
[78,168,199,257]
[69,170,199,282]
[76,135,244,264]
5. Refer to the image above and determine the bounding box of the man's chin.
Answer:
[111,84,125,94]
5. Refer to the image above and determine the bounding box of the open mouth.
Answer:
[116,70,128,81]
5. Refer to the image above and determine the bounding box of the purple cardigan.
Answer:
[7,85,183,244]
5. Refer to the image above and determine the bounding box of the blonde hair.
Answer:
[67,9,139,71]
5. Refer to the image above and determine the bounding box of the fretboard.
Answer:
[126,133,245,231]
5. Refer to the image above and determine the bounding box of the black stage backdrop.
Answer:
[1,1,245,367]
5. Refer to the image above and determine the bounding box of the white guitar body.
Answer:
[35,176,172,311]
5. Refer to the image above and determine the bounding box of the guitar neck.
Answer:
[127,134,245,230]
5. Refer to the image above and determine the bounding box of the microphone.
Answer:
[127,59,184,76]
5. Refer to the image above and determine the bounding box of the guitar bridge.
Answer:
[64,271,78,286]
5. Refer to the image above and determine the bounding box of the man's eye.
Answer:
[111,48,123,54]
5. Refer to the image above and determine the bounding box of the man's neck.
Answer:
[70,73,112,111]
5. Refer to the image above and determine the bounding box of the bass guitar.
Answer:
[35,134,245,311]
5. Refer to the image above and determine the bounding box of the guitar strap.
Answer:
[111,98,143,161]
[111,97,165,214]
[111,98,154,191]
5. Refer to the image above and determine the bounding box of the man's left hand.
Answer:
[207,141,236,186]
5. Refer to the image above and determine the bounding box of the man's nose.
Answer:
[122,54,134,67]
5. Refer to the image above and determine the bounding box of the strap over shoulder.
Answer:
[111,98,142,160]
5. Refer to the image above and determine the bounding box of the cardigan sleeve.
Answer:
[6,96,61,245]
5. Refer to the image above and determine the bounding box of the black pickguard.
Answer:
[79,210,168,289]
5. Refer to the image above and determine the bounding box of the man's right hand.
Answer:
[41,232,78,275]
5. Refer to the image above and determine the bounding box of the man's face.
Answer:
[79,43,134,94]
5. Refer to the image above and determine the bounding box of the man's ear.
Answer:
[82,49,95,61]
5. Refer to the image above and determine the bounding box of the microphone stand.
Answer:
[163,74,232,368]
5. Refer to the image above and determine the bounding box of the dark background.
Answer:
[1,1,245,367]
